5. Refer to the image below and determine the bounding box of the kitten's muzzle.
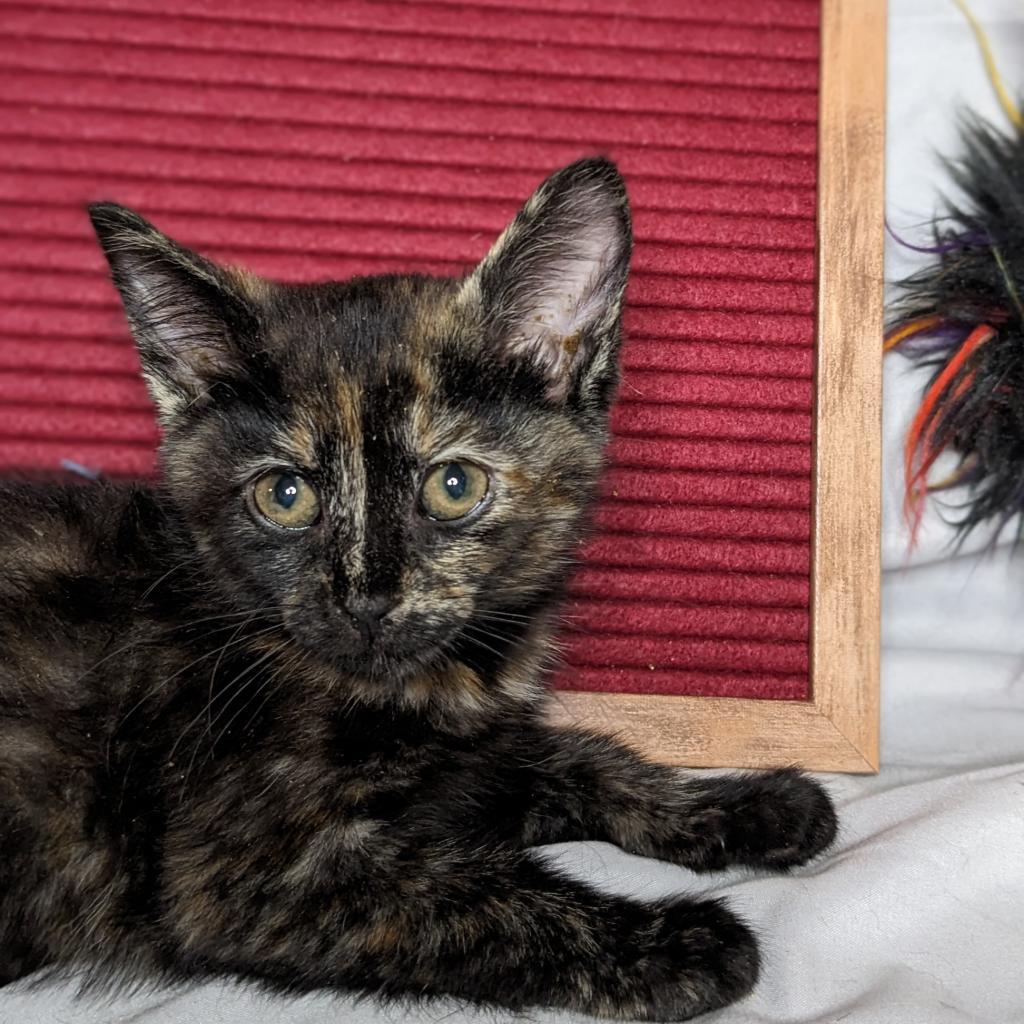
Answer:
[344,594,395,647]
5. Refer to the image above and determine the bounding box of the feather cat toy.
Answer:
[887,115,1024,544]
[887,0,1024,545]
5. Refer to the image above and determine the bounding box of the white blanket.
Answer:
[4,1,1024,1021]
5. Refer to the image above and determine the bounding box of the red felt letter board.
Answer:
[0,0,883,770]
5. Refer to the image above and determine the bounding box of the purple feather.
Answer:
[886,217,990,254]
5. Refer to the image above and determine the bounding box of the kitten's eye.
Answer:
[420,461,489,522]
[252,472,320,529]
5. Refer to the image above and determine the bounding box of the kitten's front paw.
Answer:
[725,769,837,871]
[625,898,760,1022]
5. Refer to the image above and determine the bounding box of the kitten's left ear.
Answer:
[460,157,632,406]
[89,202,262,424]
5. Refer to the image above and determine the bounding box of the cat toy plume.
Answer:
[887,1,1024,546]
[887,115,1024,545]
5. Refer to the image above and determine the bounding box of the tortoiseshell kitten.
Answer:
[0,159,836,1021]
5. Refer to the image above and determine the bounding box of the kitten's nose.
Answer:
[345,594,394,646]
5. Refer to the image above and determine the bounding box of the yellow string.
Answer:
[954,0,1023,127]
[883,315,944,352]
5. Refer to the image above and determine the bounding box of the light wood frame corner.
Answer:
[549,0,885,774]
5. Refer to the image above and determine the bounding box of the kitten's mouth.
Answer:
[285,615,457,685]
[359,614,531,684]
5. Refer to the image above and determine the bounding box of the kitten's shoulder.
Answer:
[0,476,169,571]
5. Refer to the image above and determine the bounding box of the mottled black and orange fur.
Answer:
[0,159,836,1021]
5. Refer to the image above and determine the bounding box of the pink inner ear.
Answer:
[535,220,620,336]
[112,255,241,423]
[502,212,626,386]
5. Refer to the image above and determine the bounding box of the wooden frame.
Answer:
[551,0,885,773]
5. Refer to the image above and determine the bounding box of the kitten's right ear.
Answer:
[457,157,632,408]
[89,203,260,423]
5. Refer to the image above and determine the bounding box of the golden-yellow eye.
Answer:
[420,461,489,521]
[252,471,320,529]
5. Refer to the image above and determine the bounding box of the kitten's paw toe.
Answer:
[629,899,760,1021]
[741,769,838,870]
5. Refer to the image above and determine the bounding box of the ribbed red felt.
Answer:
[0,0,818,700]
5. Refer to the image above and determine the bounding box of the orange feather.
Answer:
[904,324,996,545]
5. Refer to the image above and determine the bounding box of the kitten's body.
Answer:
[0,160,835,1020]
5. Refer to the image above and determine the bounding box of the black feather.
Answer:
[890,115,1024,540]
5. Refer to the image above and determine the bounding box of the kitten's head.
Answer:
[90,158,631,688]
